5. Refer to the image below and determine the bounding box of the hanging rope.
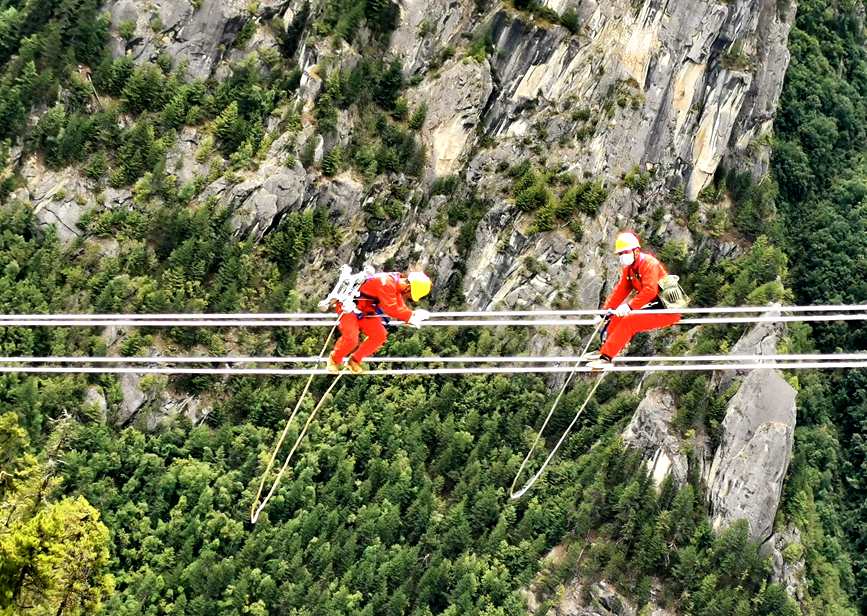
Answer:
[509,319,606,500]
[249,322,339,524]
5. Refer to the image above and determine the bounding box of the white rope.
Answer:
[2,303,865,320]
[0,313,865,328]
[0,362,863,375]
[1,353,865,365]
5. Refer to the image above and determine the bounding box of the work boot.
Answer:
[326,356,343,374]
[347,358,366,374]
[585,355,613,372]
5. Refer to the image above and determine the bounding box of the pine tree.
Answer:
[213,100,245,154]
[122,63,167,114]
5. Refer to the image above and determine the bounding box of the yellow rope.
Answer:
[509,319,607,500]
[250,322,339,523]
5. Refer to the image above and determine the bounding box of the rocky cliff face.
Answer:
[11,0,796,315]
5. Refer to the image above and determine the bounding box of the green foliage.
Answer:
[431,175,459,195]
[771,4,867,609]
[0,413,113,615]
[560,8,579,34]
[111,120,164,187]
[511,163,550,211]
[622,166,650,192]
[0,0,113,141]
[318,0,397,43]
[264,208,332,278]
[409,103,427,130]
[118,19,136,41]
[467,27,493,62]
[93,55,136,96]
[322,145,344,176]
[727,171,780,239]
[510,162,607,234]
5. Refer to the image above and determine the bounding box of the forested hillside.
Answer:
[772,0,867,610]
[0,0,865,614]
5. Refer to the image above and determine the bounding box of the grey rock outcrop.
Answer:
[622,388,688,487]
[706,368,796,542]
[409,59,493,178]
[199,155,308,241]
[147,396,209,430]
[388,0,472,74]
[476,0,794,199]
[107,0,250,79]
[766,525,809,605]
[528,578,674,616]
[716,307,784,392]
[17,156,91,245]
[117,373,153,426]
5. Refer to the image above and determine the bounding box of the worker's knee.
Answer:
[368,327,387,345]
[340,330,359,347]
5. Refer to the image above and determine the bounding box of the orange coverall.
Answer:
[331,273,413,364]
[600,252,681,358]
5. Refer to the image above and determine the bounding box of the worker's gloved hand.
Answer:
[593,312,609,324]
[408,309,431,328]
[614,303,631,318]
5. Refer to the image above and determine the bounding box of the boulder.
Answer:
[117,373,150,426]
[227,161,308,241]
[528,578,675,615]
[622,388,688,487]
[706,368,796,542]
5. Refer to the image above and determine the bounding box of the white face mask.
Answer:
[619,252,635,267]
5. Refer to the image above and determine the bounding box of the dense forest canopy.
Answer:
[0,0,865,614]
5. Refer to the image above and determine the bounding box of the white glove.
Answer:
[614,303,631,318]
[408,309,431,328]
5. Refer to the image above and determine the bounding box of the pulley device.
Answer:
[317,264,374,314]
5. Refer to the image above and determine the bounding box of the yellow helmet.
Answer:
[407,271,432,301]
[614,231,641,253]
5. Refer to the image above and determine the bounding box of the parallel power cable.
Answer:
[0,362,864,375]
[2,303,866,320]
[0,314,866,327]
[1,353,864,365]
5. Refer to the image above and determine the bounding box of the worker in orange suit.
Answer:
[585,232,681,370]
[327,271,432,374]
